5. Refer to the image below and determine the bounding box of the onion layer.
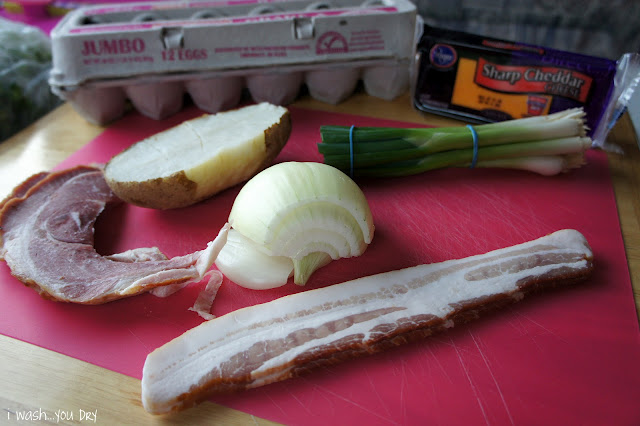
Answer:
[215,229,293,290]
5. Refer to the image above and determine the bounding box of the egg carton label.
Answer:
[77,29,386,62]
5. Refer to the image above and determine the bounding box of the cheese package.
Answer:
[412,25,640,149]
[48,0,418,124]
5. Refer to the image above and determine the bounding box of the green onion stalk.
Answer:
[318,108,592,177]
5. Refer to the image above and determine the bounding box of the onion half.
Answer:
[215,162,374,288]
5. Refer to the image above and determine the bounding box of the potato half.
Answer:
[104,103,291,209]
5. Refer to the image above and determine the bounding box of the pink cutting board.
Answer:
[1,106,639,425]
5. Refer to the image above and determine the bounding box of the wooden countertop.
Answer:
[1,93,639,424]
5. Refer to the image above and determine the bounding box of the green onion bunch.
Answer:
[318,108,592,177]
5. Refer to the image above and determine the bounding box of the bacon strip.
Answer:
[141,229,593,414]
[0,166,228,304]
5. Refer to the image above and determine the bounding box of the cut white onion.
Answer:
[215,162,374,288]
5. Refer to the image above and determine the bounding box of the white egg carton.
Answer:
[49,0,418,124]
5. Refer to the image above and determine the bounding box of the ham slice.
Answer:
[0,166,228,304]
[141,229,594,414]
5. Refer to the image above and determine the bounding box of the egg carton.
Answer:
[49,0,418,124]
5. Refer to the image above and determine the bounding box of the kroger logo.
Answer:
[429,44,457,68]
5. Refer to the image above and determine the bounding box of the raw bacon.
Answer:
[141,229,594,414]
[0,166,228,304]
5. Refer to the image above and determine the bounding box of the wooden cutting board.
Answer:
[1,105,639,425]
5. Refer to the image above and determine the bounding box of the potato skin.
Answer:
[105,108,291,210]
[260,109,292,172]
[105,171,198,210]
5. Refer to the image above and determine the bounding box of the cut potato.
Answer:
[104,103,291,209]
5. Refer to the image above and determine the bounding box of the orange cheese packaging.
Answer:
[413,25,640,150]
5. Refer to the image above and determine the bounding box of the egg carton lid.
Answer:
[49,0,418,89]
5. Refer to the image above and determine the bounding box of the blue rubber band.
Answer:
[349,125,356,177]
[466,124,479,168]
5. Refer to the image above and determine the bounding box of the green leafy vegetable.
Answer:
[0,18,61,142]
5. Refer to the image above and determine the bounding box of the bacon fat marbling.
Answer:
[141,229,593,414]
